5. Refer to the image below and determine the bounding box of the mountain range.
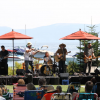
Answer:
[0,23,100,44]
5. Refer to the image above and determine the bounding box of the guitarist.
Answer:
[0,45,8,75]
[55,43,68,73]
[0,45,8,63]
[84,43,95,75]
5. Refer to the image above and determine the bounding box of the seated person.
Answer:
[0,88,6,100]
[44,52,52,64]
[41,85,57,100]
[90,77,97,93]
[17,79,25,86]
[56,86,62,93]
[26,83,36,90]
[37,78,46,90]
[73,81,98,100]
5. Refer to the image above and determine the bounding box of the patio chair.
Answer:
[51,93,72,100]
[76,93,98,100]
[24,90,44,100]
[67,82,80,94]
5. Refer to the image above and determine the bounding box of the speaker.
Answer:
[59,73,69,79]
[0,62,8,75]
[16,69,25,75]
[27,74,33,83]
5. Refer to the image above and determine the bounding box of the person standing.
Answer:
[0,45,8,75]
[55,43,70,73]
[24,42,39,74]
[0,45,8,63]
[84,43,95,75]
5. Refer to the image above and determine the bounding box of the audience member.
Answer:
[26,83,36,90]
[56,85,62,93]
[0,88,6,100]
[73,81,98,100]
[37,78,46,90]
[90,77,97,93]
[17,79,25,85]
[41,85,57,100]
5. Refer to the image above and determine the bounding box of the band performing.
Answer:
[0,42,97,76]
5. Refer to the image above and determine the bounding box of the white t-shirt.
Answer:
[0,96,6,100]
[24,47,34,61]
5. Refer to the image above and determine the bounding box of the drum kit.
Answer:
[33,57,58,76]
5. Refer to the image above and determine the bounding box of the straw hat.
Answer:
[47,85,56,93]
[27,42,32,46]
[59,43,66,47]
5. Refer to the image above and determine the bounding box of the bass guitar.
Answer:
[0,54,9,62]
[54,51,71,62]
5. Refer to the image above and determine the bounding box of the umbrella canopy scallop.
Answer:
[0,30,32,39]
[60,29,100,40]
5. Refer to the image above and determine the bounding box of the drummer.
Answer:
[44,52,52,64]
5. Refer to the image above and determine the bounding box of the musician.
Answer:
[24,42,39,74]
[55,43,68,73]
[44,52,52,64]
[0,46,8,75]
[84,43,95,75]
[0,45,8,64]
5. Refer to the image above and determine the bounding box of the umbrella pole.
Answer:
[13,39,14,75]
[80,40,81,68]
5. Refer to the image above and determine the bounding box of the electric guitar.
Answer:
[84,56,100,63]
[54,51,71,62]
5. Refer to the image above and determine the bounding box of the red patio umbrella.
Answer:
[60,29,100,40]
[0,29,33,75]
[60,29,100,68]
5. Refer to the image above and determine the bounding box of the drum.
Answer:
[41,65,50,76]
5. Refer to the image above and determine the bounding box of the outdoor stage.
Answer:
[0,74,100,85]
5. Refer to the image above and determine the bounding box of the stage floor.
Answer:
[0,74,99,85]
[0,75,60,85]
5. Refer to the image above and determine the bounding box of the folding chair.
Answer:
[76,93,98,100]
[51,93,72,100]
[67,82,80,93]
[24,90,44,100]
[40,85,53,93]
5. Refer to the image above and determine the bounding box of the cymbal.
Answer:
[33,57,43,60]
[43,64,53,65]
[47,64,53,65]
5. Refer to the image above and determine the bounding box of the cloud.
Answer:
[0,0,100,29]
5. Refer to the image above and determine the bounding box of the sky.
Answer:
[0,0,100,29]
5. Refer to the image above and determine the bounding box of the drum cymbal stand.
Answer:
[53,54,59,75]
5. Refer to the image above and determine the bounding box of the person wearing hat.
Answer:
[41,85,57,100]
[84,43,96,75]
[24,42,39,74]
[55,43,71,73]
